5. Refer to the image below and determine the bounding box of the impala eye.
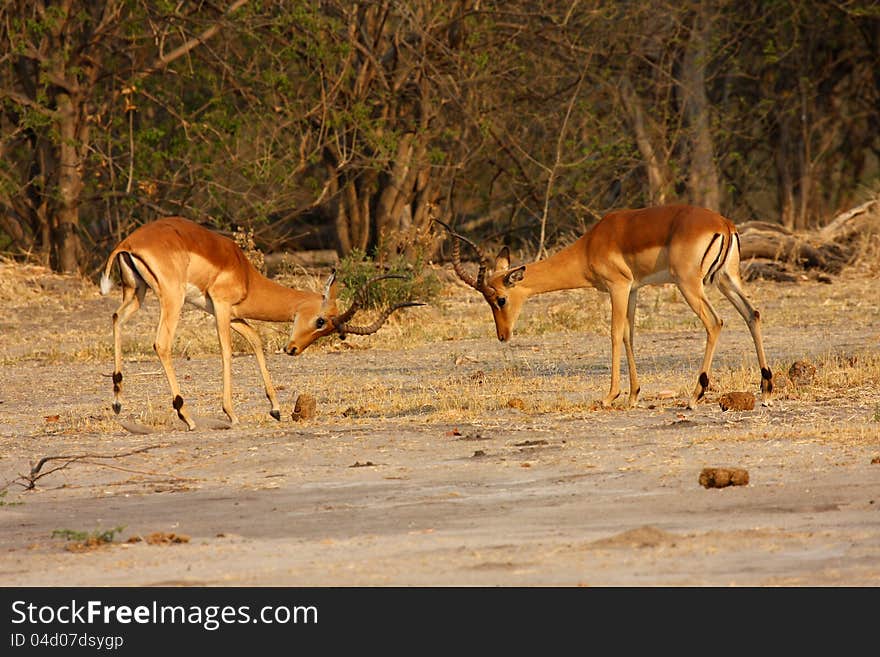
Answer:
[497,298,507,308]
[316,317,326,329]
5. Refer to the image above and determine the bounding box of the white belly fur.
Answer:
[185,283,214,313]
[637,270,674,286]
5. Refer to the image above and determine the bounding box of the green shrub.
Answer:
[52,526,125,544]
[335,247,441,310]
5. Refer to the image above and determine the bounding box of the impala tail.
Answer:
[100,273,113,295]
[99,255,117,296]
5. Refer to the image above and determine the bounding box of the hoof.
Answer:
[270,409,281,421]
[112,402,121,415]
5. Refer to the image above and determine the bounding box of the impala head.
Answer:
[483,247,527,342]
[283,270,424,355]
[283,272,341,355]
[435,220,527,343]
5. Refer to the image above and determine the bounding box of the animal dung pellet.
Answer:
[788,360,817,386]
[291,393,317,421]
[144,532,190,545]
[699,467,749,489]
[718,391,755,411]
[771,373,789,392]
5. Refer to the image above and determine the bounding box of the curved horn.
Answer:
[433,219,489,292]
[321,269,337,305]
[336,301,425,336]
[331,273,406,330]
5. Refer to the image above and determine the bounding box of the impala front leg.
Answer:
[232,319,281,420]
[602,285,631,408]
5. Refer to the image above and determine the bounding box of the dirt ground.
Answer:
[1,260,879,586]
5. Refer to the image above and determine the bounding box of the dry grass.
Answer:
[1,257,879,437]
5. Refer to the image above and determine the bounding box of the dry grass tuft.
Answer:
[2,257,879,436]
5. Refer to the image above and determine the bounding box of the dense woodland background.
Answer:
[1,0,878,276]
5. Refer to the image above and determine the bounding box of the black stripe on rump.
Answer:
[701,233,723,284]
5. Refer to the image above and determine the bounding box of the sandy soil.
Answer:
[1,264,879,586]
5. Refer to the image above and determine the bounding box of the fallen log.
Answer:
[738,222,851,274]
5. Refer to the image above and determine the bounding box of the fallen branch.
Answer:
[18,444,169,490]
[819,198,880,243]
[738,222,852,274]
[737,196,880,278]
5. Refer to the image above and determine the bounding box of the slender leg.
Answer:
[676,278,724,409]
[717,271,773,405]
[602,284,632,408]
[111,283,146,414]
[213,304,239,425]
[153,291,196,430]
[623,288,640,407]
[231,319,281,421]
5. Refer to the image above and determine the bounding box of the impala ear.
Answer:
[503,265,526,288]
[494,246,511,272]
[321,269,338,305]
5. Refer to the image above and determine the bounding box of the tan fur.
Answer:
[102,217,339,429]
[473,205,772,409]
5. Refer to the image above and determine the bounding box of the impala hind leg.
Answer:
[231,319,281,421]
[153,292,196,430]
[110,265,147,415]
[602,285,633,408]
[623,288,640,407]
[677,279,724,409]
[717,271,773,405]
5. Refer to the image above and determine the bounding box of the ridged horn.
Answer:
[433,219,489,292]
[335,301,425,336]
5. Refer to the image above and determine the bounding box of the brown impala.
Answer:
[438,204,773,410]
[100,216,420,429]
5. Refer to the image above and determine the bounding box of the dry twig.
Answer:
[17,444,171,490]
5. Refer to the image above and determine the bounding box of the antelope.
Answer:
[100,216,420,429]
[438,204,773,410]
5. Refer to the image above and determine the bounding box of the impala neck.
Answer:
[517,237,590,296]
[237,267,319,321]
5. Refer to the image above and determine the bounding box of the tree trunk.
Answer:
[681,13,720,211]
[776,124,797,230]
[619,75,673,205]
[375,131,416,238]
[54,93,85,272]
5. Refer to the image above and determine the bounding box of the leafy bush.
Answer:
[52,526,125,544]
[335,247,441,310]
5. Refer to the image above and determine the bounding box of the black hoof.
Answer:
[270,409,281,421]
[112,402,121,415]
